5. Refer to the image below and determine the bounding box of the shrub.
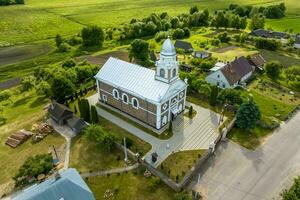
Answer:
[62,59,76,68]
[58,42,71,52]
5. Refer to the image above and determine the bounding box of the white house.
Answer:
[206,57,255,89]
[94,38,188,130]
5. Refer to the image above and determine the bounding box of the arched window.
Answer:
[122,93,128,104]
[162,116,168,126]
[113,89,119,99]
[172,69,176,77]
[132,98,139,109]
[160,68,165,78]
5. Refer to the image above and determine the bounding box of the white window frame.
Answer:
[132,97,139,109]
[102,94,107,102]
[122,93,129,104]
[112,89,119,99]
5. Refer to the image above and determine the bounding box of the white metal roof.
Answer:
[210,62,226,72]
[95,57,186,103]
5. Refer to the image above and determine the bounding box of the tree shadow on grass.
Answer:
[30,96,48,108]
[12,96,31,107]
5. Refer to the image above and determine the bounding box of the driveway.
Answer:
[87,94,221,167]
[188,112,300,200]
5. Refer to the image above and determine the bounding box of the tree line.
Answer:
[0,0,24,6]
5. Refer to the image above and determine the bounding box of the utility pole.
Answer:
[123,137,128,162]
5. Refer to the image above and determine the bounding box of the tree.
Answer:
[36,81,51,97]
[129,39,149,63]
[265,61,282,80]
[50,74,75,103]
[90,105,99,124]
[15,0,25,4]
[255,38,280,51]
[81,26,105,47]
[13,154,53,186]
[55,34,63,47]
[216,32,230,43]
[250,14,265,30]
[58,42,71,52]
[285,66,300,90]
[172,28,185,39]
[62,59,76,68]
[84,124,115,151]
[235,101,260,130]
[209,85,219,106]
[78,99,90,122]
[218,89,243,105]
[20,76,35,92]
[0,90,11,102]
[189,5,199,14]
[75,65,94,83]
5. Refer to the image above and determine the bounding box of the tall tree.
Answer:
[81,26,105,47]
[209,85,219,106]
[129,39,149,63]
[78,99,90,122]
[235,101,260,130]
[50,74,75,103]
[265,61,282,80]
[90,105,99,124]
[250,14,265,30]
[189,5,199,14]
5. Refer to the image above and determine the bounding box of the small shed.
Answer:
[48,101,73,125]
[175,40,193,52]
[194,51,212,59]
[67,115,88,134]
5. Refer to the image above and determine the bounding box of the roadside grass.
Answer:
[86,169,180,200]
[227,126,271,150]
[69,136,127,174]
[259,49,300,68]
[0,88,66,187]
[158,150,206,182]
[97,104,172,140]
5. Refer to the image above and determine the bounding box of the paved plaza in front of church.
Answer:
[88,94,222,167]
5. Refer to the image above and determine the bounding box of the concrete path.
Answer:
[48,119,76,170]
[81,163,139,178]
[188,111,300,200]
[87,94,221,168]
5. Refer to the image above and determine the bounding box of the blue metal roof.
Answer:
[13,168,95,200]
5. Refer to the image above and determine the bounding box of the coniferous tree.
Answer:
[90,105,99,124]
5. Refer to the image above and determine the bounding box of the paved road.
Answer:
[189,112,300,200]
[87,94,221,167]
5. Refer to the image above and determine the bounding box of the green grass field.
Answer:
[86,170,183,200]
[1,0,296,46]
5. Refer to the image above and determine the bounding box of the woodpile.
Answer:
[32,123,54,143]
[5,129,33,148]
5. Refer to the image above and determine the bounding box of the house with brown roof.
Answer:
[249,54,266,70]
[205,57,255,89]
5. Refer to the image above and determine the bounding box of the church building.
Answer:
[94,38,188,130]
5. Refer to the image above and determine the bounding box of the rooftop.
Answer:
[13,168,95,200]
[95,57,186,103]
[160,38,176,56]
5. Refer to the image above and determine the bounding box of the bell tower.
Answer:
[155,37,179,84]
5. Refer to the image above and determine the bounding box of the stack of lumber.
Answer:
[32,123,54,143]
[5,130,33,148]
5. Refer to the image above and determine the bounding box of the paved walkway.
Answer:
[48,119,76,170]
[81,163,139,178]
[188,111,300,200]
[88,94,221,168]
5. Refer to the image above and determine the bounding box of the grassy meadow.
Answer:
[1,0,297,46]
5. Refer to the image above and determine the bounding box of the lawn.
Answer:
[86,169,185,200]
[0,88,66,191]
[227,126,271,150]
[265,16,300,33]
[69,136,127,174]
[0,0,289,45]
[212,46,258,62]
[158,150,206,182]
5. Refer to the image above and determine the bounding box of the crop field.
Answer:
[0,0,291,46]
